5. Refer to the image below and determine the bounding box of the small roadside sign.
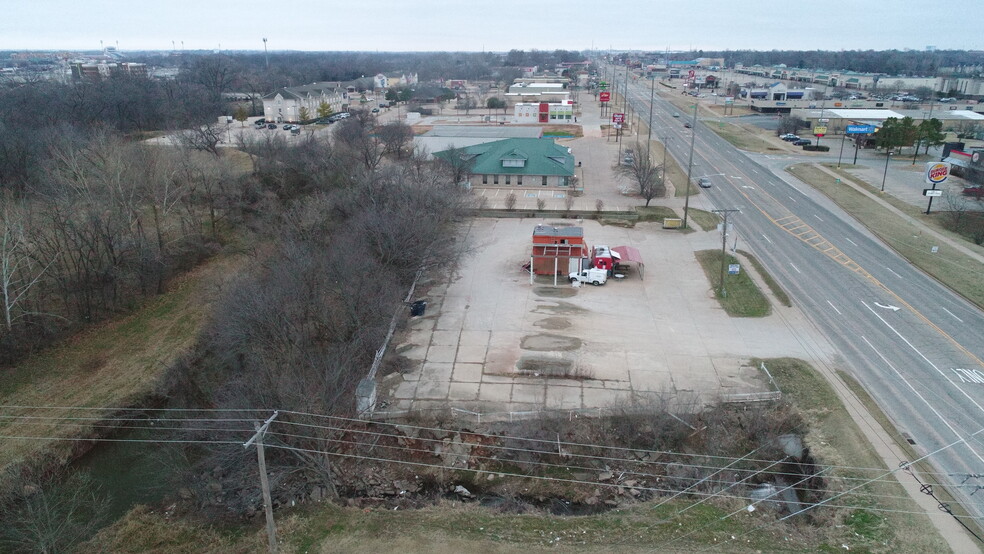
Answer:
[923,188,943,197]
[612,113,625,124]
[813,126,827,137]
[599,91,611,102]
[728,264,740,275]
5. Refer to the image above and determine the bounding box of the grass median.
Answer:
[695,249,771,317]
[787,163,984,309]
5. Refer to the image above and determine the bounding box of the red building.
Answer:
[531,225,587,275]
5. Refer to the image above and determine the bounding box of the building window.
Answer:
[541,176,548,186]
[517,175,523,185]
[494,175,499,185]
[482,174,488,185]
[505,175,511,185]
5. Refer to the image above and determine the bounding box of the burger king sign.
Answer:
[925,162,950,185]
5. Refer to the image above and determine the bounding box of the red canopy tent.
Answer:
[612,245,644,279]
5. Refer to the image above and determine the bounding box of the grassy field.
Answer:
[686,208,720,232]
[695,249,771,317]
[788,163,984,309]
[84,358,949,553]
[707,121,783,154]
[0,255,241,483]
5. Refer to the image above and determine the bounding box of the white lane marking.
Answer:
[845,237,858,247]
[827,300,843,315]
[941,308,964,323]
[862,300,984,441]
[787,195,797,202]
[861,335,984,465]
[813,215,824,222]
[762,234,773,244]
[790,263,801,274]
[874,302,900,311]
[886,267,903,279]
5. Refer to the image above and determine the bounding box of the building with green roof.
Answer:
[433,138,575,189]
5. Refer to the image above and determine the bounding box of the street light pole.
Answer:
[682,103,698,229]
[837,133,846,168]
[647,69,656,160]
[881,151,893,192]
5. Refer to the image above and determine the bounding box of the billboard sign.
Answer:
[612,113,625,124]
[925,162,951,185]
[813,126,827,137]
[846,124,876,134]
[599,91,611,103]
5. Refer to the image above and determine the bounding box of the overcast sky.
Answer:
[3,0,979,53]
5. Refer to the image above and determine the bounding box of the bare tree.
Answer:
[618,142,665,206]
[376,121,414,159]
[434,145,474,185]
[335,118,383,172]
[0,202,61,332]
[0,472,112,553]
[177,122,225,156]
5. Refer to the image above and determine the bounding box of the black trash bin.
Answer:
[409,300,427,317]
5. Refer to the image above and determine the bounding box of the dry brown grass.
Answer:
[0,254,245,478]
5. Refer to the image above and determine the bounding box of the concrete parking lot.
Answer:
[380,218,836,418]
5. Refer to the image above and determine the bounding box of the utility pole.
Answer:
[245,411,280,554]
[263,37,269,69]
[682,103,699,229]
[712,209,740,297]
[623,62,629,114]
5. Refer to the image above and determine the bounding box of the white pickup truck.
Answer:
[569,268,608,286]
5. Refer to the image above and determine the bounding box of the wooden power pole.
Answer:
[245,411,280,554]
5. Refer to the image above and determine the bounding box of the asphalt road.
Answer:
[614,67,984,522]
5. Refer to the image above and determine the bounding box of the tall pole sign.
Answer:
[923,161,950,214]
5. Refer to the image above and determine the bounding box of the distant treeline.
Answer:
[679,49,984,76]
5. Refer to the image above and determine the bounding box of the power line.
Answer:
[268,420,920,491]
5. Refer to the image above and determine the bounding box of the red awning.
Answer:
[612,245,643,264]
[612,246,645,279]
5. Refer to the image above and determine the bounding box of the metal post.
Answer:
[881,151,892,192]
[853,135,861,165]
[837,134,846,168]
[682,104,698,229]
[245,411,280,554]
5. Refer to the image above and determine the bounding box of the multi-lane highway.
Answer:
[614,67,984,521]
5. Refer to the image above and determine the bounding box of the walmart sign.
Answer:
[846,124,876,134]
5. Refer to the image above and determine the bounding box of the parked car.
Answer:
[267,123,277,129]
[963,186,984,199]
[684,122,692,128]
[290,127,300,135]
[371,108,380,113]
[793,139,812,146]
[697,177,712,188]
[254,118,266,125]
[782,134,800,141]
